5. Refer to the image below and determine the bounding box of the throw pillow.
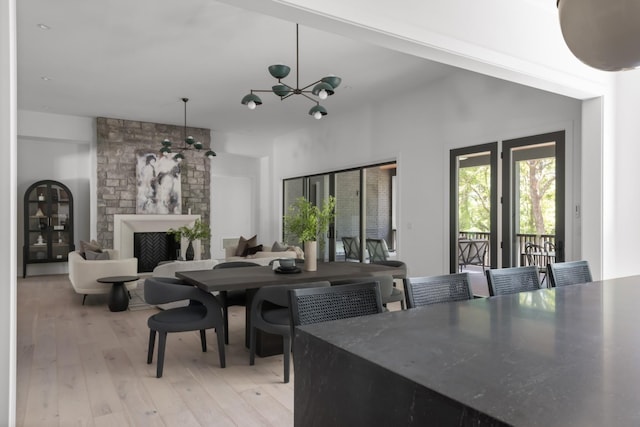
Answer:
[245,235,258,249]
[244,244,263,256]
[85,250,110,260]
[235,234,257,256]
[235,236,249,256]
[80,239,102,253]
[271,241,288,252]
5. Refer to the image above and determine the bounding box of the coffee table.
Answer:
[97,275,139,312]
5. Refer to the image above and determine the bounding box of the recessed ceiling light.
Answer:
[41,76,52,81]
[37,23,50,30]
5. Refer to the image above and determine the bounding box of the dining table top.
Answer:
[176,261,406,292]
[294,274,640,426]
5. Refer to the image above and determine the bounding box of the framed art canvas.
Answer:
[136,151,182,214]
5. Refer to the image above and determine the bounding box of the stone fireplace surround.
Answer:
[96,117,211,258]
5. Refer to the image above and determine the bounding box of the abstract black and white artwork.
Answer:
[136,151,181,214]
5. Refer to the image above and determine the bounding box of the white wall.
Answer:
[271,69,582,277]
[610,71,640,277]
[210,150,264,258]
[17,111,94,276]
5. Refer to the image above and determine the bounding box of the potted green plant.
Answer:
[284,196,335,271]
[167,219,211,261]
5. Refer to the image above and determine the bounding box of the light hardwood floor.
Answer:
[17,274,295,427]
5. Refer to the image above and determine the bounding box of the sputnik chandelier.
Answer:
[241,24,342,119]
[159,98,216,161]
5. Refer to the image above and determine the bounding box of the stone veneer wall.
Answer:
[96,117,211,258]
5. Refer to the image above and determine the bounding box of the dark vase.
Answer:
[186,241,195,261]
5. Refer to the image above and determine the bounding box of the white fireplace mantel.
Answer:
[113,214,202,260]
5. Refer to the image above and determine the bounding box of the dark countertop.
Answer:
[296,275,640,426]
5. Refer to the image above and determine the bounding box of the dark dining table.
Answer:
[176,261,405,356]
[293,275,640,426]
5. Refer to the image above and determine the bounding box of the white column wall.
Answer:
[0,0,16,423]
[610,71,640,277]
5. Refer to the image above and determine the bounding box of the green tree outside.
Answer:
[458,157,555,235]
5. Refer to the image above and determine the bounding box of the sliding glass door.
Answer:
[283,161,397,263]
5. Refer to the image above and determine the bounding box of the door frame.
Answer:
[449,142,499,273]
[501,131,565,267]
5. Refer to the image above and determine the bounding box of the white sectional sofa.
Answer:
[224,245,299,266]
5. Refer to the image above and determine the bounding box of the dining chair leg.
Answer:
[219,291,230,345]
[216,327,226,369]
[199,329,207,352]
[249,326,256,365]
[147,329,156,364]
[157,331,167,378]
[283,335,291,384]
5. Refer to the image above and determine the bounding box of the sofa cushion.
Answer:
[85,250,110,260]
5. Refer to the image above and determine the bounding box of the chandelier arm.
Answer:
[299,79,323,92]
[299,92,319,103]
[280,93,296,101]
[249,89,276,93]
[278,81,296,91]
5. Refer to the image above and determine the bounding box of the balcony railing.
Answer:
[458,232,556,268]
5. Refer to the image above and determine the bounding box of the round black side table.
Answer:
[97,275,139,312]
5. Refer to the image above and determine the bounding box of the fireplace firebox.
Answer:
[133,232,179,273]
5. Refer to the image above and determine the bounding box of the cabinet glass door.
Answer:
[23,180,74,277]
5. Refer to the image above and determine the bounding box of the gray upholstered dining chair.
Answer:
[213,261,261,344]
[404,273,473,308]
[370,259,407,309]
[547,260,592,287]
[249,281,331,383]
[485,265,541,296]
[289,281,384,329]
[144,277,226,378]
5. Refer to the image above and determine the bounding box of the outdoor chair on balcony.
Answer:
[486,265,541,296]
[547,260,592,288]
[341,237,361,262]
[458,239,489,272]
[524,242,554,286]
[404,273,473,308]
[366,238,396,262]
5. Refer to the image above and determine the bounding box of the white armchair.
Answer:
[68,250,138,304]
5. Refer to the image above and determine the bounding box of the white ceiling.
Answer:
[17,0,456,139]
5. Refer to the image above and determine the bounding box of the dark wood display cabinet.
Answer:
[23,180,75,277]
